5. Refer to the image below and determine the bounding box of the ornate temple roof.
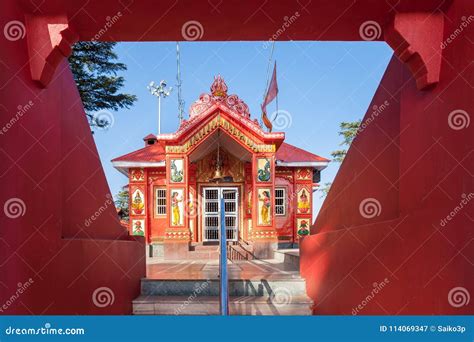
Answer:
[112,141,329,174]
[156,75,285,142]
[111,76,329,174]
[190,75,251,119]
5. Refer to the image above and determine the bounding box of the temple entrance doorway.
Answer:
[202,187,239,242]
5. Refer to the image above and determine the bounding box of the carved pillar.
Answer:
[164,154,190,259]
[243,162,253,241]
[188,163,198,243]
[129,168,147,240]
[250,152,278,258]
[294,168,313,241]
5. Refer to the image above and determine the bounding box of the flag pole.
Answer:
[274,61,279,125]
[276,82,279,121]
[261,41,275,128]
[263,41,275,102]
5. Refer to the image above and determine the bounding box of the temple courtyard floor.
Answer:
[146,256,300,280]
[133,250,313,315]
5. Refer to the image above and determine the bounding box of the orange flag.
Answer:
[261,104,273,132]
[261,62,278,132]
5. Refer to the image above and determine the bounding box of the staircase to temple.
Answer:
[133,258,312,315]
[187,240,255,260]
[187,243,220,259]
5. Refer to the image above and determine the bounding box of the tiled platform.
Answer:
[133,295,313,315]
[136,257,312,315]
[146,258,301,280]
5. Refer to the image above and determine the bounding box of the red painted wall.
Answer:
[301,1,473,314]
[275,174,294,240]
[0,1,144,314]
[147,168,167,241]
[1,0,471,315]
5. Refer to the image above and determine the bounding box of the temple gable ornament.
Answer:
[190,75,251,119]
[165,115,276,154]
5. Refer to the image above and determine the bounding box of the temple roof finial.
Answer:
[210,75,228,97]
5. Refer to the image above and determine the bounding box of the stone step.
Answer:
[186,243,255,260]
[273,249,300,270]
[186,251,220,259]
[189,244,219,252]
[133,295,313,315]
[141,278,307,297]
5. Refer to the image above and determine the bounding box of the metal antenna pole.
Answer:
[176,42,185,123]
[158,95,161,135]
[147,80,172,135]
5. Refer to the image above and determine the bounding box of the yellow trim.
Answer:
[166,115,275,154]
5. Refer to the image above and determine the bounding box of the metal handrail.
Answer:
[227,244,247,260]
[219,196,229,315]
[237,237,258,260]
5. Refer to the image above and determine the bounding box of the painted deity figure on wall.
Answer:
[297,189,310,214]
[171,191,183,226]
[131,190,144,215]
[257,158,271,182]
[170,159,184,183]
[258,190,271,225]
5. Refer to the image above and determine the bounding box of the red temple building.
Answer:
[112,76,329,259]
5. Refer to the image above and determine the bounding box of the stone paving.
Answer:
[134,256,312,315]
[146,258,300,280]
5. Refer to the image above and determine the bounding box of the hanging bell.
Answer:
[212,164,222,180]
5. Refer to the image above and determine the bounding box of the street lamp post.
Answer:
[147,80,172,135]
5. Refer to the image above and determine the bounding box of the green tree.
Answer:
[115,188,130,221]
[320,120,361,197]
[330,120,361,162]
[68,42,137,130]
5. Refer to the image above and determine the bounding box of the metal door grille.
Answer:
[203,187,238,241]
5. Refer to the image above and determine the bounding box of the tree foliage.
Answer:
[330,120,361,162]
[68,42,137,130]
[115,188,130,221]
[320,120,361,197]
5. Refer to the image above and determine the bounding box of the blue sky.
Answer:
[93,41,393,216]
